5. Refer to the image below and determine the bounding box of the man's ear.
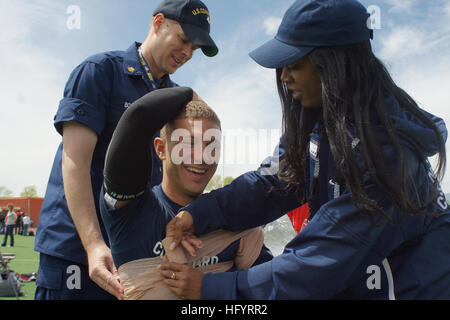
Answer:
[154,137,167,160]
[151,13,165,34]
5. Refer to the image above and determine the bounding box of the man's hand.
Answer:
[87,242,124,300]
[159,262,205,300]
[166,210,202,256]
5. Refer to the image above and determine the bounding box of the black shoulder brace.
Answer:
[103,87,193,200]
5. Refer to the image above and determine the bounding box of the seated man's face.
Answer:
[161,117,221,198]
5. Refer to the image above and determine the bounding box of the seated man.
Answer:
[99,87,272,299]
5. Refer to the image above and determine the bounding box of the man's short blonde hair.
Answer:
[161,100,221,140]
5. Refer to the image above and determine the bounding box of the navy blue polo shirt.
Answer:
[100,184,243,269]
[35,42,178,265]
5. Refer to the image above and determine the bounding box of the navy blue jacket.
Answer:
[184,95,450,299]
[35,43,177,265]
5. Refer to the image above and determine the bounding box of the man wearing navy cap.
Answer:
[34,0,217,300]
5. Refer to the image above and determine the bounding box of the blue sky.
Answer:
[1,0,450,197]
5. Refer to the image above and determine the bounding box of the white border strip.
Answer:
[382,258,396,300]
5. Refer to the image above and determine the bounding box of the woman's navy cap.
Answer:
[153,0,218,57]
[249,0,373,68]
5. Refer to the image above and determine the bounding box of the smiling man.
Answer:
[35,0,218,300]
[99,87,272,299]
[158,116,221,205]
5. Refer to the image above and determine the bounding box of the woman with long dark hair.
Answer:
[159,0,450,299]
[278,41,446,221]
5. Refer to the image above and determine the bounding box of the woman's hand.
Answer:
[159,262,205,300]
[166,210,203,256]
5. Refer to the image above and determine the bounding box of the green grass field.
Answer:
[0,234,39,300]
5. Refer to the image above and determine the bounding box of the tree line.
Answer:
[0,185,38,198]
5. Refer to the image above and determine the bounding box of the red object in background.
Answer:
[0,197,43,227]
[287,203,309,234]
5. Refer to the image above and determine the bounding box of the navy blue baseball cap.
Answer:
[153,0,218,57]
[249,0,373,68]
